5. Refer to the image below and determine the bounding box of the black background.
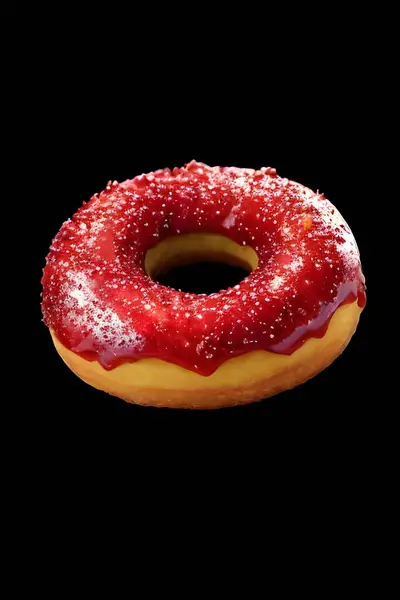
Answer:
[9,9,386,575]
[29,22,372,427]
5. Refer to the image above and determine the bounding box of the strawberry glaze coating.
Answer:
[42,161,366,375]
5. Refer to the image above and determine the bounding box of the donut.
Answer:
[41,161,366,409]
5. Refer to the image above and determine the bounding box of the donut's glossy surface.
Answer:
[42,161,365,375]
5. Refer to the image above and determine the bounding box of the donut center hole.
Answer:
[145,233,258,294]
[157,262,250,294]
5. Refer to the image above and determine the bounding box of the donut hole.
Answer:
[156,262,250,295]
[145,233,258,294]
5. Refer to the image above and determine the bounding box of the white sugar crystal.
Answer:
[63,272,144,351]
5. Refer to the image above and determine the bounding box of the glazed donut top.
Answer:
[42,161,365,375]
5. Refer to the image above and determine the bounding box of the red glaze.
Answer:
[42,161,366,375]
